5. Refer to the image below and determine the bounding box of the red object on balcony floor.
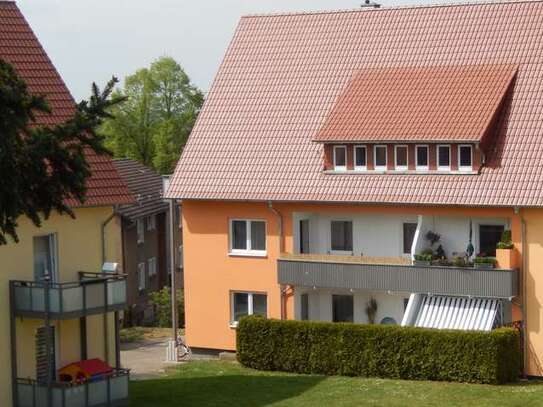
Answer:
[59,359,113,383]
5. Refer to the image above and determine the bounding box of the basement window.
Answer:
[229,220,267,256]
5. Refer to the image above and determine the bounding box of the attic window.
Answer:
[333,146,347,171]
[354,146,367,170]
[416,145,429,171]
[374,145,387,171]
[437,145,451,171]
[459,145,473,172]
[395,145,408,171]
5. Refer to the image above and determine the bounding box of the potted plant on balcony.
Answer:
[495,230,517,269]
[414,249,433,266]
[474,256,497,269]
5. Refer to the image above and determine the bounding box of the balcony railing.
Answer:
[10,272,127,319]
[278,253,518,298]
[16,368,129,407]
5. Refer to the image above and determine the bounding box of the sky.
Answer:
[17,0,432,100]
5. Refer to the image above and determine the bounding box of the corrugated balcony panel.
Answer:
[278,259,518,298]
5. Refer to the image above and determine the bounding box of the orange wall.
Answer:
[182,200,530,353]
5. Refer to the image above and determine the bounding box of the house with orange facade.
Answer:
[166,0,543,377]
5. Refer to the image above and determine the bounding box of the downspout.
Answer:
[521,213,528,377]
[101,206,118,265]
[267,201,288,319]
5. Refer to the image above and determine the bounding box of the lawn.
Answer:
[129,360,543,407]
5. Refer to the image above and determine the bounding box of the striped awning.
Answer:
[402,294,501,331]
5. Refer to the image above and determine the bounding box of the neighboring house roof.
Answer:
[113,159,169,220]
[167,0,543,207]
[314,64,518,143]
[0,1,133,207]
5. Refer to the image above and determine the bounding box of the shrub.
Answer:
[497,230,514,250]
[237,317,520,384]
[414,253,433,262]
[149,287,185,328]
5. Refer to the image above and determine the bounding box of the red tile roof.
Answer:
[314,64,518,143]
[0,1,133,207]
[167,0,543,207]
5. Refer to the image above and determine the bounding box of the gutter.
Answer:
[521,214,528,377]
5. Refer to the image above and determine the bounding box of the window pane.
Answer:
[403,223,417,254]
[417,146,428,166]
[355,147,366,167]
[460,146,472,167]
[332,295,353,322]
[252,294,267,317]
[334,147,346,167]
[233,293,249,321]
[396,146,407,167]
[250,221,266,251]
[300,220,310,254]
[331,221,353,251]
[479,225,504,256]
[375,146,387,167]
[232,221,247,250]
[438,146,450,167]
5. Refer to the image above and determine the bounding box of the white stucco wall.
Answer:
[294,288,410,326]
[292,212,509,259]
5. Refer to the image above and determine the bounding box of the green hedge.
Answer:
[237,317,520,384]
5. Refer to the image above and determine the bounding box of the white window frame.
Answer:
[374,145,388,171]
[458,144,473,172]
[415,145,429,171]
[137,262,146,291]
[333,145,347,171]
[147,257,157,277]
[437,144,451,171]
[229,219,267,256]
[146,214,156,231]
[230,291,267,328]
[353,145,367,171]
[394,145,408,171]
[136,219,145,244]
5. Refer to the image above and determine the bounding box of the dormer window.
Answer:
[374,145,387,171]
[437,145,451,171]
[416,145,429,171]
[333,146,347,171]
[395,145,408,171]
[354,145,367,171]
[459,145,472,172]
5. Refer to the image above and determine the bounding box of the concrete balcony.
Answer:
[10,272,127,320]
[277,254,518,298]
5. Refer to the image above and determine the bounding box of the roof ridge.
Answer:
[241,0,543,19]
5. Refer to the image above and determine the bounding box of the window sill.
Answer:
[228,251,267,258]
[229,321,239,329]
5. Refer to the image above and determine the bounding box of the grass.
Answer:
[129,360,543,407]
[120,327,184,343]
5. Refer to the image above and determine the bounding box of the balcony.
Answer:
[10,272,127,319]
[278,253,518,298]
[16,368,129,407]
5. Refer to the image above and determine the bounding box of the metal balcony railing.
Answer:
[278,253,518,298]
[16,368,129,407]
[10,272,127,319]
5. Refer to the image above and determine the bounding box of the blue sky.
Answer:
[18,0,436,100]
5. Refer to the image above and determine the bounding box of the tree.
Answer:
[149,287,185,328]
[0,59,125,244]
[103,56,203,173]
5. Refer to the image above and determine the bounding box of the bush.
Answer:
[497,230,514,250]
[474,257,497,266]
[149,287,185,328]
[237,317,520,384]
